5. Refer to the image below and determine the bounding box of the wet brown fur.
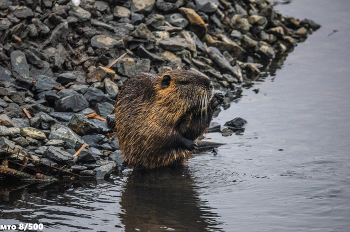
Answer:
[114,69,217,169]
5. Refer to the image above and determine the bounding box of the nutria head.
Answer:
[152,70,214,115]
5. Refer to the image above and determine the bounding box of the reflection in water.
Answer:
[120,166,223,232]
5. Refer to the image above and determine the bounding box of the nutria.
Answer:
[114,69,223,169]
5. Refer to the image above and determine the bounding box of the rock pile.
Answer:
[0,0,319,181]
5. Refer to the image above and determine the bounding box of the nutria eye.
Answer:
[162,75,171,87]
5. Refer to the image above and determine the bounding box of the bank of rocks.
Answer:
[0,0,319,181]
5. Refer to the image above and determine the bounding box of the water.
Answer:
[1,1,350,231]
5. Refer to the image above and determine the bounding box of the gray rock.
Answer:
[57,89,79,98]
[113,6,131,18]
[77,148,97,162]
[69,84,89,94]
[49,123,85,149]
[89,147,102,157]
[49,112,74,122]
[0,137,15,156]
[34,146,48,155]
[0,0,12,10]
[20,127,47,140]
[90,119,112,134]
[84,87,115,107]
[116,58,136,77]
[104,78,119,99]
[11,50,29,78]
[159,38,190,51]
[0,66,12,84]
[56,72,78,85]
[165,13,189,28]
[12,118,30,129]
[131,23,156,41]
[131,0,155,14]
[0,126,20,136]
[32,75,60,93]
[55,94,89,112]
[12,136,29,147]
[45,139,65,146]
[68,114,102,135]
[13,6,34,19]
[80,170,95,176]
[96,102,114,118]
[130,12,144,24]
[45,146,75,165]
[82,134,105,148]
[0,114,14,127]
[32,18,50,35]
[0,19,12,30]
[91,35,120,49]
[28,24,38,37]
[109,150,124,166]
[194,0,219,13]
[137,45,165,61]
[94,161,116,179]
[208,122,221,133]
[95,1,109,12]
[68,6,91,22]
[71,165,88,172]
[206,47,243,82]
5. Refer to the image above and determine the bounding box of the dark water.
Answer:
[1,1,350,231]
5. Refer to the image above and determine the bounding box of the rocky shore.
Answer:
[0,0,319,181]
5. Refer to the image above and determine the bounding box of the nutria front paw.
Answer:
[212,93,224,108]
[180,137,198,151]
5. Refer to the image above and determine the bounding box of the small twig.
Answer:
[53,85,65,90]
[86,113,98,118]
[106,52,127,69]
[23,108,32,119]
[73,144,89,157]
[93,116,107,122]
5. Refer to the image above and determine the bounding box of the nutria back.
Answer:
[114,69,222,169]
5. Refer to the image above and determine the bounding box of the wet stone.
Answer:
[49,123,85,149]
[208,122,221,133]
[109,150,124,166]
[159,38,189,51]
[20,127,47,140]
[82,134,105,148]
[0,137,15,155]
[45,146,75,165]
[55,94,89,112]
[224,117,247,129]
[131,0,155,14]
[77,148,96,162]
[80,170,95,176]
[116,58,136,77]
[222,128,233,136]
[71,165,88,172]
[11,50,29,78]
[45,139,65,146]
[131,23,156,41]
[94,161,116,179]
[13,6,34,19]
[57,89,79,98]
[32,75,60,93]
[34,146,47,155]
[96,102,114,118]
[0,66,12,84]
[69,85,89,94]
[90,119,112,134]
[49,112,74,122]
[206,47,243,82]
[0,0,12,10]
[0,114,14,127]
[104,78,119,99]
[114,6,131,18]
[0,19,12,30]
[69,6,91,22]
[68,114,102,135]
[12,118,30,129]
[12,137,29,147]
[91,35,119,49]
[165,13,188,28]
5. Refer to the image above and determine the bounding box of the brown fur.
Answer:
[114,69,220,169]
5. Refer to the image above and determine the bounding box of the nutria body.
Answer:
[114,69,223,169]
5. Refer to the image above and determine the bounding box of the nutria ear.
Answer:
[161,75,171,87]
